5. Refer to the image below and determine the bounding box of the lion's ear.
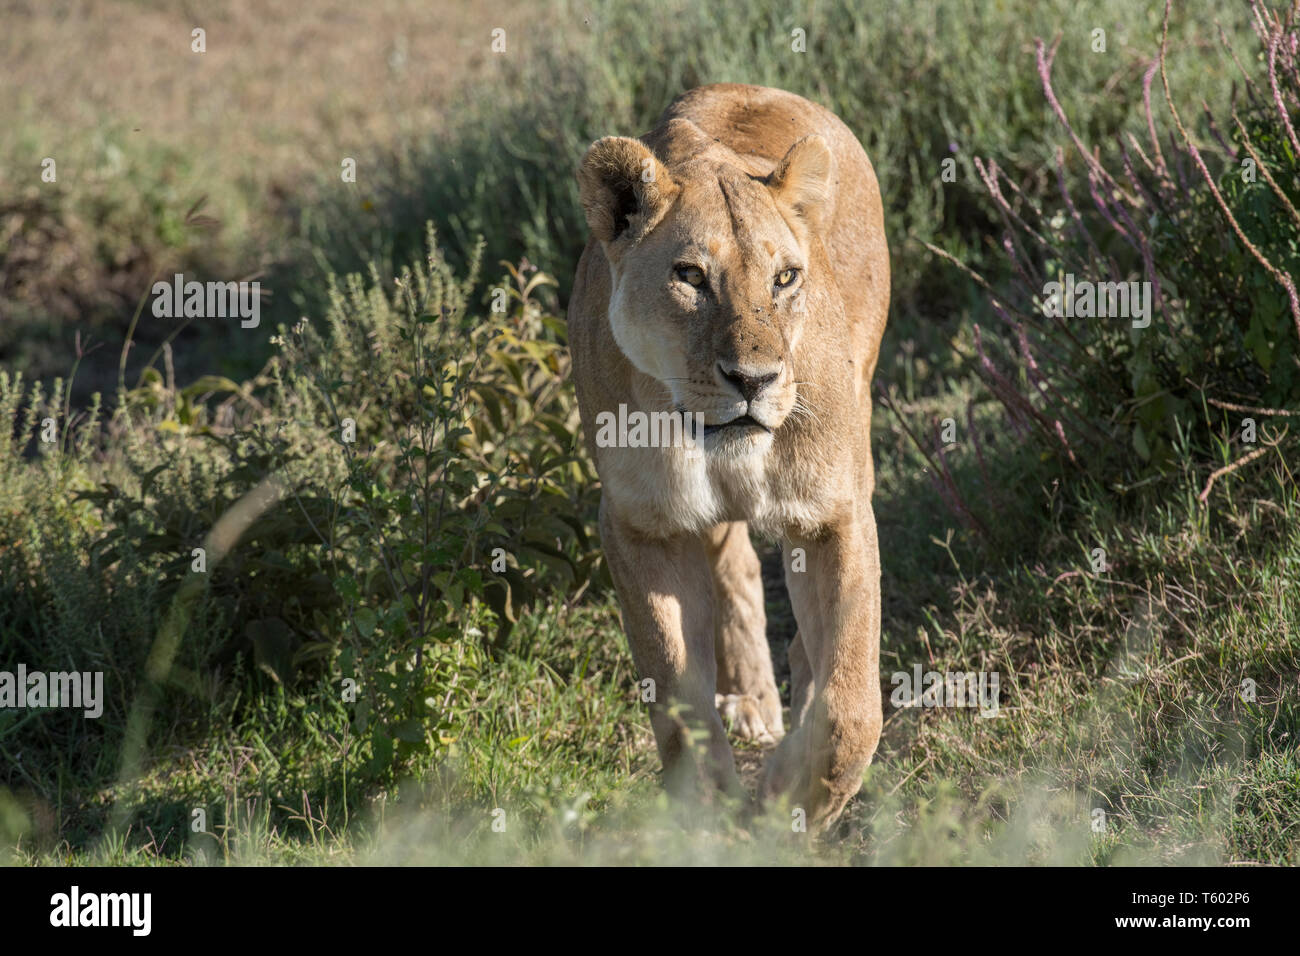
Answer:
[577,137,677,244]
[769,134,833,232]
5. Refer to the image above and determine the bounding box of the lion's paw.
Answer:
[715,693,779,745]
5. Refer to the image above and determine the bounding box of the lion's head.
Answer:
[576,118,839,457]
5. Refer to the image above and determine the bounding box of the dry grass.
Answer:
[0,0,526,392]
[0,0,524,187]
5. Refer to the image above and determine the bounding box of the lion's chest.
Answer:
[596,441,826,538]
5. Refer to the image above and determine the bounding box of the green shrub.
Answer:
[264,229,599,779]
[913,0,1299,533]
[1,228,600,815]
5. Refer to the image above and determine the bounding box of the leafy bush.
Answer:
[264,230,599,778]
[1,229,599,808]
[917,0,1299,525]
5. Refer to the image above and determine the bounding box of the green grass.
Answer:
[5,372,1296,865]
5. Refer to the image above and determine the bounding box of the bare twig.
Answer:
[1207,398,1300,417]
[1197,425,1288,504]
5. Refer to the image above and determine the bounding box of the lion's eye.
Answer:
[775,268,799,289]
[674,265,706,287]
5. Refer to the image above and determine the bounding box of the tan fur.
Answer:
[568,84,889,831]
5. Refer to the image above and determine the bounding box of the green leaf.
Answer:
[353,606,378,638]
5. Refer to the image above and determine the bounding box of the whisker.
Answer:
[792,392,828,416]
[789,396,824,428]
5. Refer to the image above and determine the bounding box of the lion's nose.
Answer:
[717,361,780,402]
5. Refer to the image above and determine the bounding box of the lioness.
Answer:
[568,83,889,831]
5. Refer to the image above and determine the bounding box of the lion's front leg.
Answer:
[600,503,742,801]
[705,521,783,745]
[761,506,883,831]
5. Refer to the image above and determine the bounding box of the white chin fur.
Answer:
[704,427,773,457]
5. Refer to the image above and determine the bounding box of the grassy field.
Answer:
[1,0,1298,866]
